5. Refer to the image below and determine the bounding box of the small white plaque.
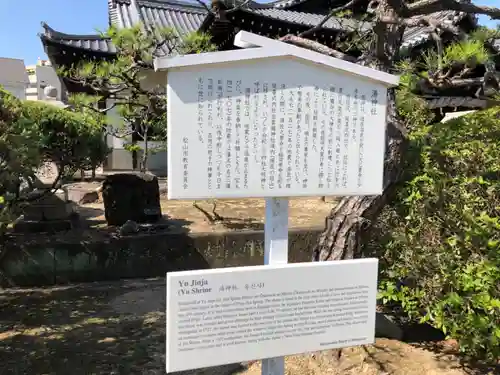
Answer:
[166,58,388,199]
[35,161,60,185]
[166,258,378,373]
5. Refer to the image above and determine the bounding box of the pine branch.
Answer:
[194,0,253,15]
[226,0,253,14]
[279,35,357,62]
[299,0,365,38]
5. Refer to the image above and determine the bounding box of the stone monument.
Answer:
[102,172,162,226]
[13,161,76,233]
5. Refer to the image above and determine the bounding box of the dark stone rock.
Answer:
[21,189,73,221]
[102,173,162,226]
[79,191,99,204]
[119,220,140,236]
[375,312,403,340]
[12,219,72,233]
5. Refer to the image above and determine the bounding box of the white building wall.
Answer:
[25,63,62,101]
[1,84,26,100]
[0,57,29,100]
[104,91,168,173]
[105,99,134,170]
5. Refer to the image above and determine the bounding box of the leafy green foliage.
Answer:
[396,34,496,99]
[64,24,216,171]
[0,87,42,229]
[17,100,108,175]
[373,106,500,362]
[0,86,108,228]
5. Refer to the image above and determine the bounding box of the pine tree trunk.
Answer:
[309,0,407,262]
[312,90,407,262]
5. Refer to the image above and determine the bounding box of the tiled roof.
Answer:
[42,0,208,56]
[40,23,117,54]
[273,0,312,9]
[218,0,310,10]
[42,0,471,57]
[426,96,488,109]
[240,8,370,32]
[402,10,469,48]
[109,0,207,32]
[138,1,207,34]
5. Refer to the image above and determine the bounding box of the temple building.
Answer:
[39,0,484,171]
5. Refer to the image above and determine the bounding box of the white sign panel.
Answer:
[166,258,378,373]
[166,58,387,199]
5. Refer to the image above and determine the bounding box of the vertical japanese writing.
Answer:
[243,86,251,189]
[358,93,366,188]
[274,83,285,189]
[352,89,358,142]
[312,86,319,152]
[252,82,260,172]
[282,84,292,189]
[318,89,327,189]
[207,132,213,190]
[207,79,214,129]
[342,92,351,188]
[182,137,189,190]
[327,86,335,189]
[225,80,233,189]
[206,79,213,190]
[334,88,343,189]
[297,88,305,186]
[215,80,223,190]
[269,83,277,190]
[259,81,268,189]
[234,80,242,190]
[196,77,204,143]
[371,89,378,115]
[299,86,308,189]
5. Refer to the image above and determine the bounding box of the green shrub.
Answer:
[0,87,109,180]
[0,86,109,224]
[374,107,500,362]
[16,99,109,176]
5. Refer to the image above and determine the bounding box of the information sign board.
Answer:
[166,61,387,199]
[166,259,378,373]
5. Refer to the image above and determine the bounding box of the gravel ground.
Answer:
[0,279,495,375]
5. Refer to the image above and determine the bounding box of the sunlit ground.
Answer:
[0,279,494,375]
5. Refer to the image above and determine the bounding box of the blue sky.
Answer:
[0,0,499,65]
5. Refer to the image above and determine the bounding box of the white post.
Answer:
[261,197,288,375]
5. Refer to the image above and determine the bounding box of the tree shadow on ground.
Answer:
[0,280,244,375]
[217,218,264,231]
[402,322,500,375]
[76,206,104,220]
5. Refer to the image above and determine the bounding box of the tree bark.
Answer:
[284,0,410,262]
[312,90,407,261]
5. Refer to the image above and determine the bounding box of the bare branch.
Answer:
[103,125,135,138]
[279,34,357,62]
[407,0,500,19]
[16,167,63,203]
[225,0,253,14]
[299,0,364,38]
[430,30,444,70]
[193,201,218,223]
[385,0,410,16]
[402,16,463,37]
[194,0,214,15]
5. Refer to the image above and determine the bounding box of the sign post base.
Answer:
[262,197,288,375]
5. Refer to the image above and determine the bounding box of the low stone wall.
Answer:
[0,228,322,288]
